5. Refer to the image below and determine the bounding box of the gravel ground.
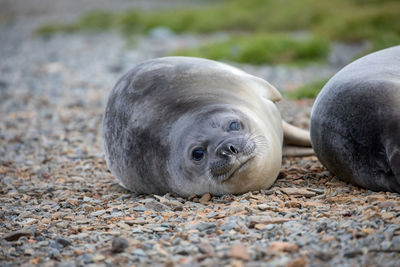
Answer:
[1,2,400,266]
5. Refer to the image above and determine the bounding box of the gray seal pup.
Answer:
[310,46,400,193]
[103,57,312,196]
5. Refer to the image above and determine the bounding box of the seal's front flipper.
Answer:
[282,121,312,147]
[282,146,314,157]
[245,74,282,102]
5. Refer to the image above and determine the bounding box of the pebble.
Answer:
[268,242,299,253]
[49,248,61,260]
[257,204,269,211]
[287,256,307,267]
[92,254,106,262]
[144,200,170,212]
[280,187,317,197]
[24,248,34,256]
[198,242,214,255]
[196,222,217,231]
[131,249,147,257]
[229,243,250,261]
[199,193,211,204]
[111,237,129,253]
[3,229,32,241]
[132,206,148,212]
[248,216,291,228]
[55,237,72,247]
[90,210,106,217]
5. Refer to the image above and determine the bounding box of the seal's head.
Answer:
[103,57,283,196]
[168,105,280,196]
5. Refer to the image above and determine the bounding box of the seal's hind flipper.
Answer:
[282,146,314,157]
[282,121,312,147]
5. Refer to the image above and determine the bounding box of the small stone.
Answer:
[381,212,395,220]
[280,187,317,197]
[344,250,362,258]
[108,231,121,236]
[360,228,375,235]
[77,254,93,264]
[23,218,38,225]
[49,248,61,260]
[326,196,353,204]
[132,249,147,257]
[303,201,324,208]
[322,236,335,243]
[367,194,386,203]
[90,210,106,217]
[381,241,392,250]
[199,193,211,204]
[172,206,184,211]
[222,221,238,231]
[198,242,214,255]
[176,244,199,255]
[196,222,216,231]
[111,237,129,253]
[24,248,35,256]
[145,200,170,212]
[378,201,397,209]
[83,196,92,202]
[265,224,275,230]
[257,204,269,211]
[229,243,250,261]
[153,227,169,232]
[38,241,49,247]
[131,227,143,234]
[50,241,64,250]
[132,206,148,212]
[232,260,244,267]
[4,229,32,241]
[92,253,105,262]
[248,216,291,228]
[315,251,334,261]
[254,224,266,230]
[29,258,41,265]
[268,242,299,253]
[287,256,307,267]
[55,237,72,247]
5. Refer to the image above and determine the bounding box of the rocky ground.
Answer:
[1,1,399,266]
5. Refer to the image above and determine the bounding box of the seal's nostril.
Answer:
[230,145,238,154]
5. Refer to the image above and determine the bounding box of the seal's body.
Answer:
[103,57,310,196]
[310,46,400,193]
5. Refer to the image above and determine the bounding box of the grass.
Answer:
[285,79,329,100]
[35,0,400,65]
[172,34,330,65]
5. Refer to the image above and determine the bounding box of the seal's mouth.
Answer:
[214,155,255,183]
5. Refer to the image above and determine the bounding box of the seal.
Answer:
[103,56,311,196]
[310,46,400,193]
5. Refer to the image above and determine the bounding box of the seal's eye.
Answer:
[192,148,205,161]
[228,121,241,131]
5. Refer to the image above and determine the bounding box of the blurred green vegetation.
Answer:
[36,0,399,67]
[285,79,328,100]
[172,34,330,65]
